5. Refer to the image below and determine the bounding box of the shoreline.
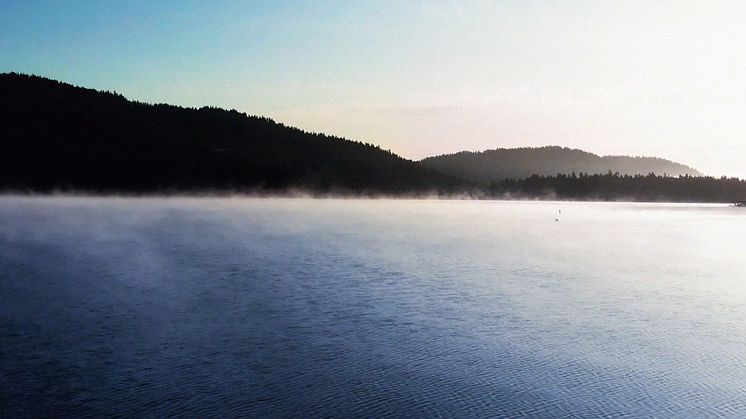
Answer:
[0,191,740,205]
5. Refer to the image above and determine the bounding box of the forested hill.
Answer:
[0,73,467,194]
[420,147,701,186]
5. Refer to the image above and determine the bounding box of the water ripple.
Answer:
[2,197,746,417]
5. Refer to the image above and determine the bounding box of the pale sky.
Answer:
[2,1,745,177]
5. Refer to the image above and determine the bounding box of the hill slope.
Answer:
[0,73,465,194]
[420,147,701,186]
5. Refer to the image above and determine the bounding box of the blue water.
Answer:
[1,197,746,417]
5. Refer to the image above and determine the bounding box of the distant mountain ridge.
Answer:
[0,73,466,194]
[420,147,701,186]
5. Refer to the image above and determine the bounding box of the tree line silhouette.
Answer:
[492,172,746,203]
[2,73,745,203]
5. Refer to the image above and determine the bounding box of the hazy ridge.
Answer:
[421,147,702,185]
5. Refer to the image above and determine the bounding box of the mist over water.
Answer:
[2,196,746,417]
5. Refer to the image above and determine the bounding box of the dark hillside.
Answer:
[0,73,466,194]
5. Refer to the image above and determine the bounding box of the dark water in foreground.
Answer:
[1,197,746,417]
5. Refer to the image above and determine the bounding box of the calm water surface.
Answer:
[1,197,745,417]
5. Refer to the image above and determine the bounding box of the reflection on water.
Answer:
[1,197,745,417]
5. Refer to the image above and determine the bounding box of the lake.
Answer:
[1,196,745,417]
